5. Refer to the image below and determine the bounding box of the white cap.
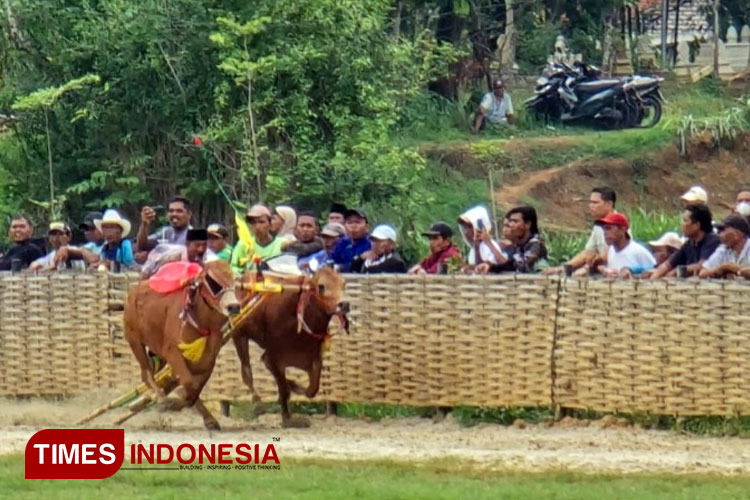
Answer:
[680,186,708,203]
[648,231,683,250]
[370,224,397,242]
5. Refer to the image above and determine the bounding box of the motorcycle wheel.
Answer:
[637,96,662,128]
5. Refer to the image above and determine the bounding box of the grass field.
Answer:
[3,454,750,500]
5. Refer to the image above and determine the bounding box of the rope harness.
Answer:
[178,271,235,362]
[296,285,349,343]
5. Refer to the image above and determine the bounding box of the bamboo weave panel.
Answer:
[3,272,750,416]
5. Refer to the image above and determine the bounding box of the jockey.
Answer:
[140,229,216,278]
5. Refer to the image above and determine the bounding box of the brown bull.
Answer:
[124,259,241,430]
[233,267,348,428]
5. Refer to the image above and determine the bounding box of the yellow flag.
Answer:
[235,210,255,256]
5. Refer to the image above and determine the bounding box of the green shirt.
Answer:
[216,244,233,262]
[230,237,283,275]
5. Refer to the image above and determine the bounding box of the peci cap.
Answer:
[207,223,229,239]
[422,221,453,239]
[648,231,683,250]
[595,212,630,230]
[186,229,209,242]
[715,214,750,236]
[321,222,346,237]
[681,186,708,203]
[344,208,368,222]
[329,203,347,216]
[370,224,397,242]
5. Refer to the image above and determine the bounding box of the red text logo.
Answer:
[25,429,125,479]
[130,443,279,466]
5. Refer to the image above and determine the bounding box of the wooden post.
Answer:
[673,0,680,66]
[220,400,231,417]
[635,7,641,36]
[661,0,669,70]
[714,0,720,78]
[627,7,633,44]
[326,402,338,417]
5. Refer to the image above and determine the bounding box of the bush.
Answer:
[516,18,559,74]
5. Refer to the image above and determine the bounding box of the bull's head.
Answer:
[310,266,349,333]
[199,260,241,317]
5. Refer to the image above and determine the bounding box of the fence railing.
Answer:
[1,272,749,416]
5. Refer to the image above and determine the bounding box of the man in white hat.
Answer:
[680,186,708,206]
[646,232,683,268]
[351,224,407,274]
[96,209,136,269]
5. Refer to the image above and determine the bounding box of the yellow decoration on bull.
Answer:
[178,337,207,362]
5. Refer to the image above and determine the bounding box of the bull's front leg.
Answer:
[262,352,309,428]
[161,348,201,409]
[305,355,322,399]
[193,397,221,431]
[233,335,261,402]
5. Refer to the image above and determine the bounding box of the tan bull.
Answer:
[123,259,240,430]
[234,266,348,428]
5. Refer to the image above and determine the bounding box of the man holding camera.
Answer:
[135,196,193,262]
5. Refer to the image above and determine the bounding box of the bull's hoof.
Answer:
[251,392,262,404]
[203,419,221,431]
[150,388,167,402]
[158,398,186,412]
[282,416,311,428]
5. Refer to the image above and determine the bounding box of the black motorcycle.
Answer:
[525,62,664,129]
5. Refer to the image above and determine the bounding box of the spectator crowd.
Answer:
[2,184,750,281]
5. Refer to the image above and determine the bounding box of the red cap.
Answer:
[596,212,629,230]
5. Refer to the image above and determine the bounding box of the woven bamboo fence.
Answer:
[2,272,750,416]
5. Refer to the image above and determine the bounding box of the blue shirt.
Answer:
[298,249,328,269]
[83,241,104,254]
[332,236,371,272]
[99,239,135,267]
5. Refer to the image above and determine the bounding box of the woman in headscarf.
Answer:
[457,205,505,271]
[271,205,297,245]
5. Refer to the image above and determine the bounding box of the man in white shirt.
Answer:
[545,186,624,276]
[472,79,515,132]
[699,214,750,279]
[29,222,95,272]
[594,212,655,278]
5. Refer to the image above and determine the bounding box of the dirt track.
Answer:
[2,395,750,475]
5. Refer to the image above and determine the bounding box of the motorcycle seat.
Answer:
[575,79,622,92]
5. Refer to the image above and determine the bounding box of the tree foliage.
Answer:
[0,0,456,241]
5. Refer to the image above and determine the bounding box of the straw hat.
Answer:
[95,209,131,237]
[648,232,683,250]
